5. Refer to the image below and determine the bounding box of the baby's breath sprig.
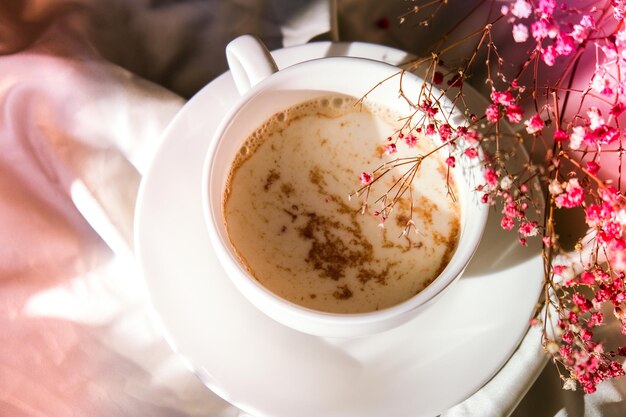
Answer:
[356,0,626,393]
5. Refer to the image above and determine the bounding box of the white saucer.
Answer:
[135,41,543,417]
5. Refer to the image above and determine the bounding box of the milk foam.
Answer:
[224,95,460,314]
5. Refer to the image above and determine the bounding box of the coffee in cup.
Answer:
[223,94,460,314]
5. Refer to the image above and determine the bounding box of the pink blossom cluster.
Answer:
[485,87,553,138]
[502,0,595,66]
[551,178,585,209]
[486,89,525,124]
[556,327,625,394]
[358,93,485,228]
[479,0,626,392]
[476,162,538,245]
[585,187,626,272]
[567,108,621,151]
[550,257,626,393]
[366,0,626,394]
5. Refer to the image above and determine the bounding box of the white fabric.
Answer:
[442,326,548,417]
[0,1,624,417]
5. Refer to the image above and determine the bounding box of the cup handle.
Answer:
[226,34,279,95]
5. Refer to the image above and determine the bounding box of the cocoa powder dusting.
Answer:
[298,212,373,281]
[280,182,294,197]
[296,166,404,293]
[434,216,461,277]
[413,195,436,227]
[333,285,353,300]
[357,263,397,285]
[264,169,280,191]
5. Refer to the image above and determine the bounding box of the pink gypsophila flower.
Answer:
[554,178,585,208]
[484,168,498,187]
[537,0,556,17]
[555,33,575,56]
[464,147,479,158]
[491,90,515,107]
[360,172,373,186]
[601,186,619,204]
[572,292,592,311]
[585,161,600,175]
[585,203,609,228]
[579,270,596,285]
[506,104,524,123]
[589,312,604,327]
[518,220,539,237]
[585,125,620,147]
[486,104,500,123]
[501,215,515,230]
[552,264,567,276]
[465,129,480,144]
[457,126,480,144]
[433,71,444,85]
[610,102,626,117]
[554,129,568,142]
[580,328,593,341]
[571,24,588,44]
[426,124,436,136]
[524,113,544,134]
[404,133,418,147]
[598,221,624,245]
[384,143,397,155]
[503,200,519,218]
[562,331,574,344]
[542,45,558,66]
[581,15,595,29]
[420,100,439,118]
[571,15,594,43]
[532,19,550,41]
[439,124,453,140]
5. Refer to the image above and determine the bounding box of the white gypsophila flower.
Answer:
[546,341,560,354]
[563,379,578,391]
[591,72,611,94]
[569,126,586,150]
[616,209,626,231]
[511,0,532,19]
[587,107,605,130]
[512,23,529,42]
[549,179,563,195]
[500,176,513,190]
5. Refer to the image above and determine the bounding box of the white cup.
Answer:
[201,35,488,338]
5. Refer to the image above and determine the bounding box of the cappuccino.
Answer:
[223,96,460,314]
